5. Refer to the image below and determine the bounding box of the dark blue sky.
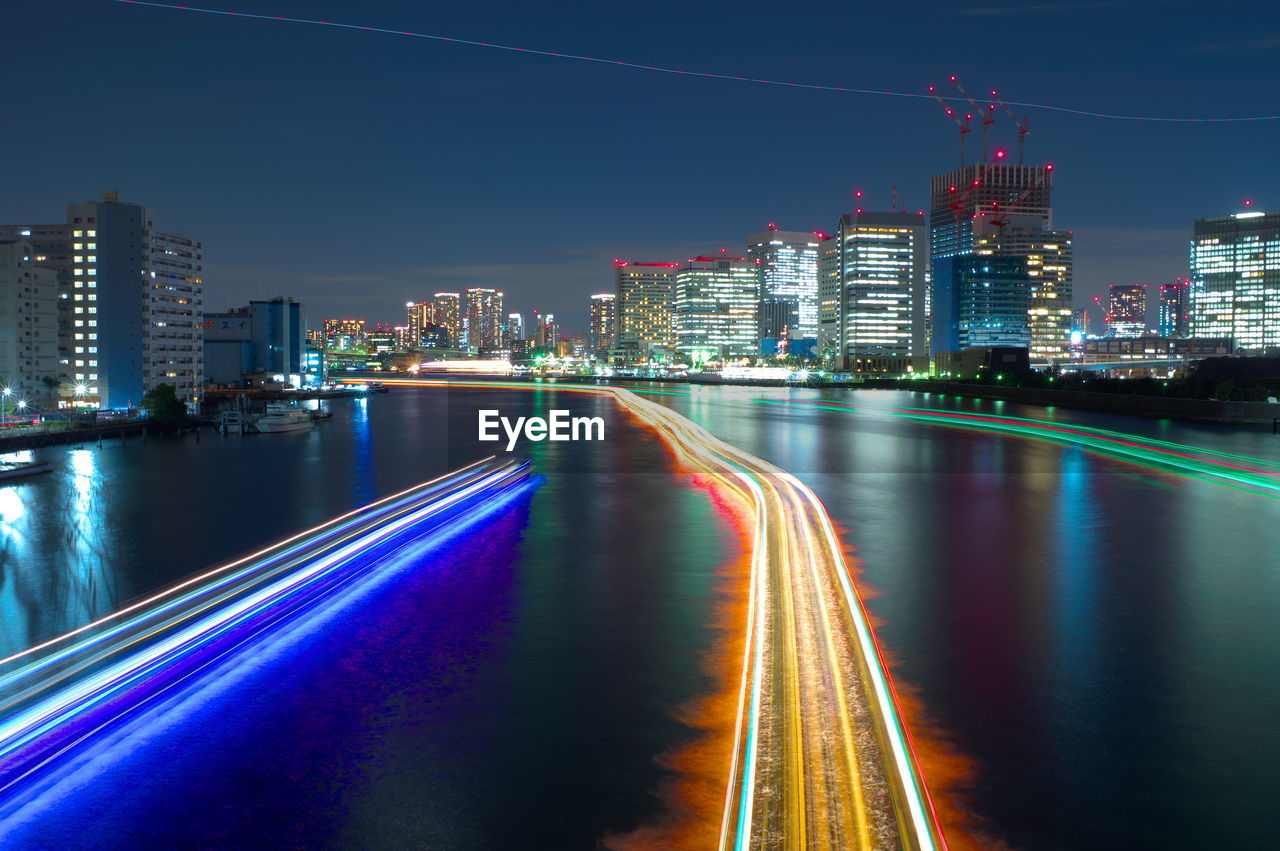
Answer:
[4,0,1277,331]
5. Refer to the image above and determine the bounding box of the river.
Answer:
[2,383,1277,849]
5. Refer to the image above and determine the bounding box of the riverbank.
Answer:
[863,379,1280,427]
[0,421,162,453]
[342,372,1280,427]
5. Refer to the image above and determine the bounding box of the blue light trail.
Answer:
[0,458,535,810]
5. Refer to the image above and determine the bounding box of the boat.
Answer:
[0,461,54,482]
[254,403,315,434]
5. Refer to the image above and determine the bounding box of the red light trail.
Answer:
[112,0,1280,123]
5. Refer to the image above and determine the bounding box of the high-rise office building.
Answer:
[1107,284,1147,338]
[464,288,504,351]
[506,312,524,344]
[817,211,927,371]
[1,192,204,408]
[1072,308,1091,337]
[534,311,559,352]
[973,225,1073,361]
[0,239,59,404]
[430,292,461,346]
[589,293,616,354]
[1158,280,1190,338]
[406,301,432,347]
[1190,209,1280,352]
[747,227,820,341]
[614,261,678,358]
[929,163,1053,354]
[955,255,1031,350]
[673,256,759,361]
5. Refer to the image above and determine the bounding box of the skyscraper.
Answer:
[747,227,820,342]
[506,312,524,344]
[673,255,759,362]
[929,162,1053,354]
[534,311,559,351]
[1107,284,1147,338]
[1190,209,1280,352]
[614,261,678,359]
[1,191,204,408]
[1072,308,1091,337]
[430,292,461,346]
[464,288,504,351]
[406,301,431,347]
[955,255,1031,349]
[1158,280,1190,337]
[973,225,1073,361]
[817,211,928,371]
[589,293,616,354]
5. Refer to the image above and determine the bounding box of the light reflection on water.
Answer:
[0,448,119,657]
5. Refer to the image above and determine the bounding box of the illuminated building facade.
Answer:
[323,318,365,350]
[929,163,1052,354]
[1082,335,1233,371]
[1158,280,1190,337]
[974,226,1073,361]
[614,261,677,357]
[505,312,524,345]
[464,288,504,351]
[2,192,204,408]
[406,301,431,347]
[534,311,558,351]
[818,211,927,371]
[747,228,820,341]
[430,292,461,346]
[955,255,1031,350]
[673,256,759,361]
[1190,210,1280,352]
[1072,308,1090,336]
[589,293,616,354]
[0,239,59,401]
[1107,284,1147,338]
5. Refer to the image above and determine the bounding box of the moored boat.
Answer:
[254,403,315,433]
[0,462,54,482]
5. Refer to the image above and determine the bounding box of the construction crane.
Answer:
[1089,295,1111,333]
[990,88,1030,166]
[929,84,972,167]
[985,163,1054,231]
[949,76,997,162]
[944,147,1011,225]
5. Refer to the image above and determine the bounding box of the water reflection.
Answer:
[0,449,118,657]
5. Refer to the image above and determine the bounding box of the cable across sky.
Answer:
[113,0,1280,123]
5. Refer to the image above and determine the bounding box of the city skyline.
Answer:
[3,1,1277,325]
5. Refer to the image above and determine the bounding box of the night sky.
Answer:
[4,0,1277,331]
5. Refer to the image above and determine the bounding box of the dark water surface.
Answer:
[0,388,734,848]
[2,383,1278,849]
